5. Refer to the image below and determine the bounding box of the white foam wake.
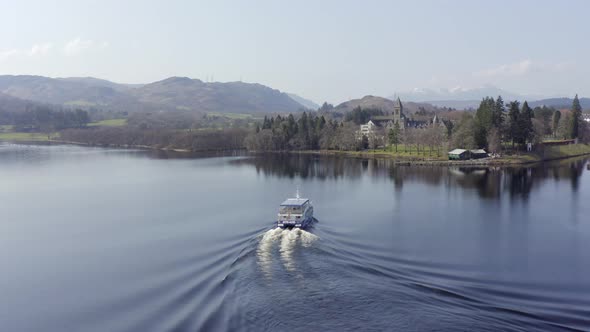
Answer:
[257,227,319,275]
[257,228,285,277]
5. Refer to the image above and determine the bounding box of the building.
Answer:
[583,114,590,123]
[448,148,488,160]
[448,149,470,160]
[470,149,488,159]
[358,97,447,136]
[359,120,378,136]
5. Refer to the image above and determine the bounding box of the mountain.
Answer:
[133,77,304,114]
[0,75,310,114]
[0,92,41,113]
[287,93,319,110]
[393,85,540,109]
[529,97,590,110]
[333,95,441,114]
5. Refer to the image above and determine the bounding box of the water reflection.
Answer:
[232,154,589,201]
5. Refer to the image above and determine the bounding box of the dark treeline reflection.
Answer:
[231,153,589,200]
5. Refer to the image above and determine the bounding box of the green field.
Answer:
[207,112,253,120]
[88,119,127,127]
[0,132,57,141]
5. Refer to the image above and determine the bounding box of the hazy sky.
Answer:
[0,0,588,103]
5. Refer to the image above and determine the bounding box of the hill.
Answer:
[529,97,590,110]
[0,75,310,114]
[333,95,442,114]
[133,77,304,114]
[287,93,319,110]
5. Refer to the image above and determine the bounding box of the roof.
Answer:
[280,198,309,206]
[449,149,467,155]
[470,149,487,154]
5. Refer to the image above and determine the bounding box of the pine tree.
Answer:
[570,94,582,139]
[474,97,495,148]
[507,101,520,148]
[493,96,505,130]
[552,110,561,138]
[388,122,400,152]
[519,101,534,144]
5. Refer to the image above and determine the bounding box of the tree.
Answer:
[487,127,501,154]
[492,96,505,130]
[552,110,561,138]
[507,101,521,148]
[474,97,495,148]
[570,94,582,139]
[319,102,334,112]
[518,101,534,145]
[388,122,400,152]
[451,113,476,149]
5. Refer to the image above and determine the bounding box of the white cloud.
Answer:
[27,43,53,56]
[474,59,571,78]
[63,38,108,56]
[0,43,53,61]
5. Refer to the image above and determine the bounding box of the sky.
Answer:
[0,0,588,104]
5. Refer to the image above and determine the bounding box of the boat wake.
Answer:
[256,227,318,276]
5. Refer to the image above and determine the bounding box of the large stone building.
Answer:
[358,97,446,137]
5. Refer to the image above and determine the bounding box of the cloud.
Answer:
[27,43,53,56]
[63,38,108,56]
[0,43,53,61]
[474,59,571,78]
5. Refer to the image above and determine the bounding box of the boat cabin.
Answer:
[279,198,310,214]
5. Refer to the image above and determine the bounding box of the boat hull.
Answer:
[277,216,314,229]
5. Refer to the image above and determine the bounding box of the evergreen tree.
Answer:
[474,97,495,148]
[570,94,582,138]
[552,110,561,138]
[507,101,521,148]
[492,96,505,130]
[518,101,534,144]
[388,122,400,152]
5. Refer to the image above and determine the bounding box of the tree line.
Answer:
[452,95,588,152]
[0,106,89,133]
[245,112,364,151]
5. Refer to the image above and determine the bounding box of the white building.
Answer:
[359,120,377,136]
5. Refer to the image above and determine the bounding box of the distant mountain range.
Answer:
[394,86,589,110]
[528,97,590,110]
[0,75,313,114]
[394,86,543,109]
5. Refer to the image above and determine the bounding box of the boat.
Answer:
[277,189,314,228]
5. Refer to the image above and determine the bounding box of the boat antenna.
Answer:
[296,185,300,199]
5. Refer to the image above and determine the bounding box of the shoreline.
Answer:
[252,146,590,166]
[3,139,590,166]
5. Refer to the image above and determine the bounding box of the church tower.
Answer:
[393,97,404,129]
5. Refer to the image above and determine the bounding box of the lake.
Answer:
[1,143,589,331]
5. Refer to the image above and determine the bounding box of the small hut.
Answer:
[448,149,470,160]
[470,149,488,159]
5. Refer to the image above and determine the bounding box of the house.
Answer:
[448,149,470,160]
[359,120,377,136]
[470,149,488,159]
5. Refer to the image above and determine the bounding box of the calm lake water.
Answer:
[1,143,590,332]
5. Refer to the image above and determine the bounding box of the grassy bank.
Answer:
[87,119,127,127]
[289,143,590,165]
[497,144,590,164]
[0,132,56,141]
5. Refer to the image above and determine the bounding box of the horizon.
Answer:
[1,0,589,104]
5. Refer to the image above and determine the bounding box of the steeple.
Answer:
[394,97,403,111]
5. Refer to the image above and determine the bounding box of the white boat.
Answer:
[277,189,314,228]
